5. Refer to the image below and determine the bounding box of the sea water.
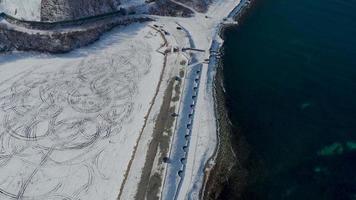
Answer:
[221,0,356,199]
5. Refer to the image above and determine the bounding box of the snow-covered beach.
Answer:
[0,0,246,199]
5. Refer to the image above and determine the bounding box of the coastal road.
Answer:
[161,21,205,200]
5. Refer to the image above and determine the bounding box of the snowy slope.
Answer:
[41,0,121,21]
[0,0,146,22]
[0,0,41,21]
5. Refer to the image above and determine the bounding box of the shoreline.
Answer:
[202,0,254,198]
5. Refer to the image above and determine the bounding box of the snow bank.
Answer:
[0,0,41,21]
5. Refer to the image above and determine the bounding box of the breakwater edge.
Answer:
[202,0,254,199]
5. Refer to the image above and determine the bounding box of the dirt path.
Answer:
[135,78,176,200]
[170,0,198,15]
[117,25,168,200]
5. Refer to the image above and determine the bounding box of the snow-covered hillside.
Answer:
[0,0,145,22]
[0,0,205,22]
[0,0,41,21]
[41,0,121,21]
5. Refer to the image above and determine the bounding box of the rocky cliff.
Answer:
[0,16,150,53]
[41,0,121,21]
[149,0,193,17]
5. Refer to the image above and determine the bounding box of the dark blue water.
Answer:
[221,0,356,199]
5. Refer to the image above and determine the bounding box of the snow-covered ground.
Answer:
[0,0,244,199]
[0,23,164,200]
[0,0,41,21]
